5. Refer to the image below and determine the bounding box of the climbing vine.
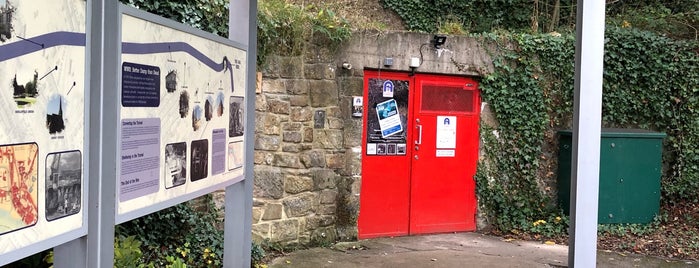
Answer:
[476,27,699,237]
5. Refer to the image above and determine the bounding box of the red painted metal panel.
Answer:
[358,72,479,238]
[357,71,413,239]
[409,74,479,234]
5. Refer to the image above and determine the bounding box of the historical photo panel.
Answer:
[164,142,186,189]
[45,150,81,221]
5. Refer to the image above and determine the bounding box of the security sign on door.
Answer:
[436,116,456,157]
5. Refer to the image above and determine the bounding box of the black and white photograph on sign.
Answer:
[216,92,225,117]
[205,96,213,121]
[45,150,81,221]
[396,144,407,155]
[366,78,408,145]
[229,96,244,137]
[164,142,187,189]
[179,91,189,118]
[192,105,202,131]
[165,70,177,93]
[377,143,387,155]
[387,144,396,155]
[46,94,67,134]
[190,139,208,182]
[0,0,14,43]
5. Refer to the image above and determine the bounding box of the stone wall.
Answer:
[251,31,493,246]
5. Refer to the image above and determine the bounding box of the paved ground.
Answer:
[269,233,696,267]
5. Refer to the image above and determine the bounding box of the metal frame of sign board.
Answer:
[0,0,90,265]
[114,4,247,225]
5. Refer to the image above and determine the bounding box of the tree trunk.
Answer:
[547,0,561,32]
[532,0,539,33]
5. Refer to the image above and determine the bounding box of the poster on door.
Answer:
[365,78,408,156]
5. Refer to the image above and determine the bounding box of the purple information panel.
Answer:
[211,128,226,175]
[122,62,161,107]
[120,118,161,201]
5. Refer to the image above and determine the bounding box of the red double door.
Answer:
[358,71,480,239]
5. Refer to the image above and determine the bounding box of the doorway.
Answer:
[358,71,480,239]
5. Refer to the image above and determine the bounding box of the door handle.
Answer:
[415,125,422,145]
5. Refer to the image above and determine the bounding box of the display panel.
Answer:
[117,11,246,219]
[0,0,86,258]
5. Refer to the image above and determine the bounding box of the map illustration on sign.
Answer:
[0,143,38,234]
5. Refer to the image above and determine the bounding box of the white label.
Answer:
[382,80,394,97]
[436,116,457,149]
[367,143,377,155]
[436,149,455,157]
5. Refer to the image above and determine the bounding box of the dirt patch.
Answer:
[286,0,405,31]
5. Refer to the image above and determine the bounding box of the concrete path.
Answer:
[268,233,696,267]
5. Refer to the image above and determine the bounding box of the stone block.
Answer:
[254,151,274,165]
[272,153,303,168]
[300,150,326,168]
[262,203,283,221]
[326,106,342,118]
[320,190,338,204]
[290,107,313,122]
[313,129,344,149]
[253,166,284,199]
[252,207,262,223]
[256,113,281,135]
[343,120,363,148]
[339,77,364,96]
[328,118,344,129]
[304,127,314,142]
[312,169,338,190]
[283,122,303,131]
[252,223,271,238]
[304,63,336,80]
[267,98,290,115]
[318,205,336,215]
[289,95,309,107]
[270,220,299,242]
[326,154,344,169]
[309,80,339,107]
[283,193,316,217]
[283,131,303,143]
[254,135,280,151]
[282,144,302,153]
[286,79,309,95]
[311,227,338,245]
[284,175,314,194]
[279,57,305,79]
[255,93,268,112]
[261,78,286,94]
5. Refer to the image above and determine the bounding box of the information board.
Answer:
[0,0,87,260]
[117,11,247,221]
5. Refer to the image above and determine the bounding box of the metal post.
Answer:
[224,0,256,267]
[569,0,605,267]
[85,0,119,267]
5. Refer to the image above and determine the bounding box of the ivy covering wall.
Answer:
[476,27,699,236]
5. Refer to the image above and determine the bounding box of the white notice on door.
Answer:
[436,149,455,157]
[436,116,457,149]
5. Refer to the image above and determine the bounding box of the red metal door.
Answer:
[357,71,413,239]
[358,72,479,238]
[409,74,479,234]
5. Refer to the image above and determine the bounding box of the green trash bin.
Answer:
[557,128,665,224]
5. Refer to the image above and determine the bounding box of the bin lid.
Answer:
[558,128,666,138]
